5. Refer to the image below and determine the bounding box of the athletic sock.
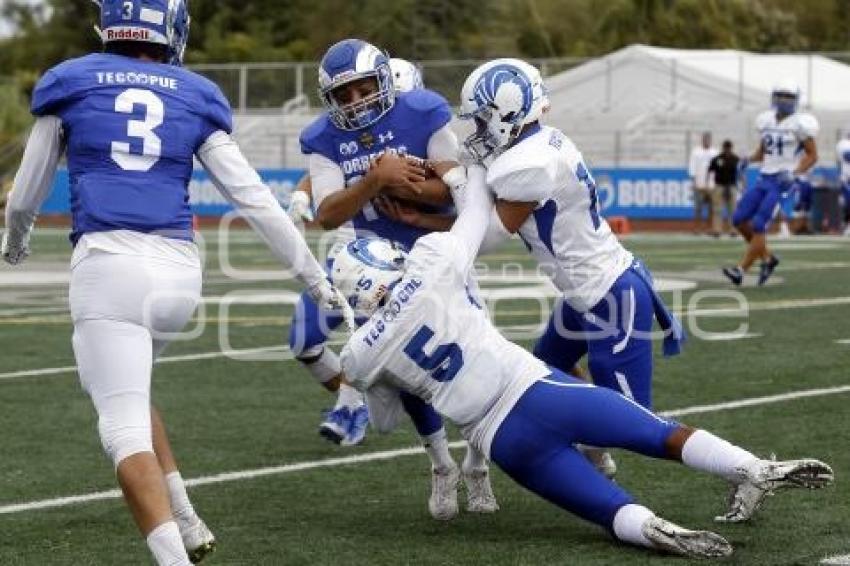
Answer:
[165,472,197,527]
[422,428,456,472]
[461,444,488,474]
[680,429,758,483]
[299,347,342,386]
[334,382,364,410]
[612,504,655,548]
[146,521,191,566]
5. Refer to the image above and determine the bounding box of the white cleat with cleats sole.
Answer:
[179,516,216,564]
[642,516,733,558]
[429,466,460,521]
[462,469,500,514]
[716,458,834,523]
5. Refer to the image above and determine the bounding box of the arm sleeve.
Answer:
[448,165,492,273]
[308,152,345,208]
[197,130,326,288]
[478,205,512,254]
[426,124,459,161]
[488,163,555,204]
[4,116,64,248]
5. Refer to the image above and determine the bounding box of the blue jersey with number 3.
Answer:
[31,53,232,244]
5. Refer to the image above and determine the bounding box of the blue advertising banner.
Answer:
[39,166,839,220]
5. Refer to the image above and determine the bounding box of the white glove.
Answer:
[289,190,314,223]
[308,279,357,333]
[1,231,30,265]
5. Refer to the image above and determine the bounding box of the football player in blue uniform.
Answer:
[1,1,344,564]
[288,39,497,520]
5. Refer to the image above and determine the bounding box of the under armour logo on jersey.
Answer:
[339,141,359,156]
[378,130,395,145]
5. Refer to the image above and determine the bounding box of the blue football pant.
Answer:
[490,373,680,530]
[288,290,443,436]
[534,268,655,408]
[732,174,784,233]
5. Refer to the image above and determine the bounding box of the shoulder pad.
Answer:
[192,72,233,135]
[487,148,558,204]
[30,56,91,116]
[397,89,452,133]
[299,114,337,158]
[795,112,819,139]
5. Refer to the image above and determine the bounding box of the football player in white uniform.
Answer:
[836,132,850,236]
[331,163,833,559]
[723,79,819,285]
[453,60,683,422]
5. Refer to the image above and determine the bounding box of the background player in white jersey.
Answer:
[1,1,344,563]
[723,79,819,286]
[331,163,833,559]
[455,59,683,430]
[290,41,497,519]
[836,132,850,236]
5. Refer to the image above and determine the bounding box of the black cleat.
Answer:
[758,255,780,286]
[722,266,743,286]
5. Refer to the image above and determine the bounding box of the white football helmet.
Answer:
[329,237,407,316]
[389,58,424,92]
[458,58,549,161]
[771,77,800,115]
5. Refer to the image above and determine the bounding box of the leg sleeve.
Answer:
[399,391,444,437]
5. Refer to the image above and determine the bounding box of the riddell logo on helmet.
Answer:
[106,27,151,41]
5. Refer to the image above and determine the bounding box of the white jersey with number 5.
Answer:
[340,232,550,457]
[755,110,819,175]
[486,125,633,312]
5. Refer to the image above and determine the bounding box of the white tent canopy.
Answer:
[540,45,850,166]
[545,44,850,114]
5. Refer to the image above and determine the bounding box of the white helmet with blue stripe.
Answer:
[318,39,395,131]
[329,237,407,315]
[389,58,424,92]
[459,58,549,161]
[771,77,800,115]
[93,0,191,66]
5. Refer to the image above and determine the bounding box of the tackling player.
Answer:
[331,163,833,559]
[1,1,344,563]
[723,79,819,285]
[288,40,497,519]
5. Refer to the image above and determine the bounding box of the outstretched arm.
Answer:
[2,116,64,264]
[445,164,492,274]
[197,130,329,292]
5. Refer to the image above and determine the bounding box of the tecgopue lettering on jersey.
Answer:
[362,277,422,347]
[96,71,178,90]
[341,145,410,180]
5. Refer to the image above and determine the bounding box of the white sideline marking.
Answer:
[2,383,849,516]
[836,339,850,345]
[822,555,850,565]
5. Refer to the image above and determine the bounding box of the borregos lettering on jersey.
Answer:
[341,144,409,182]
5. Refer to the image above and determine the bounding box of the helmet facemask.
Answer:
[321,64,395,131]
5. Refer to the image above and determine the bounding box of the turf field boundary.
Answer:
[2,382,849,515]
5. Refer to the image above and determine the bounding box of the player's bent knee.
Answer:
[93,392,153,468]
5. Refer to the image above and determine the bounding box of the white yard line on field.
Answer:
[1,382,849,515]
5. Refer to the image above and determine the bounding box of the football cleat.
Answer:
[340,404,369,446]
[578,445,618,479]
[429,466,460,521]
[715,458,833,523]
[642,516,733,558]
[722,265,743,286]
[318,406,352,445]
[178,516,216,564]
[757,255,780,286]
[462,469,500,514]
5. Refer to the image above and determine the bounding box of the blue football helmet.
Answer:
[459,58,549,161]
[318,39,395,131]
[771,78,800,116]
[94,0,191,66]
